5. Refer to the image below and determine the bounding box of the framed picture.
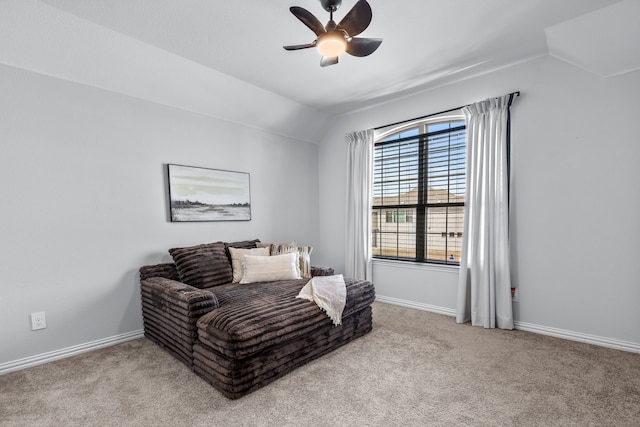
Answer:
[167,164,251,222]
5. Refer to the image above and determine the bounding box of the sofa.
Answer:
[139,239,376,399]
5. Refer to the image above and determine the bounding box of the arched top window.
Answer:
[372,115,466,265]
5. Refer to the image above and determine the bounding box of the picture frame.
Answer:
[167,164,251,222]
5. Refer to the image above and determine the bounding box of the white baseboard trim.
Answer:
[513,321,640,354]
[0,329,144,375]
[375,295,456,317]
[375,295,640,354]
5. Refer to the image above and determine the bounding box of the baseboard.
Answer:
[0,329,144,375]
[375,295,640,354]
[513,321,640,354]
[375,295,456,317]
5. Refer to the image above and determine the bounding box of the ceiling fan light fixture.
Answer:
[316,31,347,57]
[283,0,381,67]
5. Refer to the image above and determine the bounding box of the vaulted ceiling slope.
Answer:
[1,1,637,142]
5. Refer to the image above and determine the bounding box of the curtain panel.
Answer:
[345,129,374,281]
[456,95,515,330]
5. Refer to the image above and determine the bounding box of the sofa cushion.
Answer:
[296,246,313,279]
[225,239,260,260]
[169,242,232,288]
[240,253,301,284]
[228,247,270,283]
[196,277,376,359]
[226,239,260,249]
[270,243,313,279]
[256,240,296,249]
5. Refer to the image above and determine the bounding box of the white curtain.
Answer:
[345,129,374,281]
[456,95,515,330]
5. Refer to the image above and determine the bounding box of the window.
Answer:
[385,211,393,223]
[372,118,465,265]
[384,210,413,223]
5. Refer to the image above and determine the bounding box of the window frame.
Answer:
[372,115,466,266]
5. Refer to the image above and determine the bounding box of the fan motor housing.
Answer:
[321,0,342,12]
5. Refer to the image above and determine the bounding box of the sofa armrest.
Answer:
[140,263,180,281]
[140,277,219,367]
[141,277,219,314]
[311,266,335,277]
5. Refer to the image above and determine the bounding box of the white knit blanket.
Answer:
[296,274,346,326]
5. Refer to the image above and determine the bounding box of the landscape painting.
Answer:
[167,164,251,222]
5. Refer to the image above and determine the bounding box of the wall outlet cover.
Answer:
[30,312,46,330]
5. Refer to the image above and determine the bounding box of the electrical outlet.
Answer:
[30,312,46,330]
[511,287,519,303]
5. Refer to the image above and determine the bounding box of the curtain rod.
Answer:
[373,91,520,131]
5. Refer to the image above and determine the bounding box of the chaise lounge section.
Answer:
[139,239,375,399]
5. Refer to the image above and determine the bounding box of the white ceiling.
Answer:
[545,0,640,78]
[2,0,637,130]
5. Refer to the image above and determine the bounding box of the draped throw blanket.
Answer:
[297,274,347,326]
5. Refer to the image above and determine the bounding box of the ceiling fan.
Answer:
[283,0,382,67]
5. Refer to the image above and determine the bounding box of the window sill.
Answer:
[372,258,460,274]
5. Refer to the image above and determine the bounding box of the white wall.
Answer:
[317,56,640,349]
[0,64,320,365]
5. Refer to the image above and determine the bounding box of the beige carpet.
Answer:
[1,302,639,426]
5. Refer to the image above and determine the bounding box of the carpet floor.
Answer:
[1,302,639,426]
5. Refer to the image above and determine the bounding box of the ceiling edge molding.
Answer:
[335,53,547,119]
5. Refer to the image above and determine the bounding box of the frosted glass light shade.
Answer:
[317,32,347,57]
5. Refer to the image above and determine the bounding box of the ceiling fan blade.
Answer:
[346,37,382,57]
[290,6,326,36]
[283,43,316,51]
[336,0,372,37]
[320,56,339,67]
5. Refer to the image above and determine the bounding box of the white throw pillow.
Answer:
[228,247,270,283]
[240,253,301,284]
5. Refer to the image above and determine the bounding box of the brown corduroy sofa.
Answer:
[139,239,376,399]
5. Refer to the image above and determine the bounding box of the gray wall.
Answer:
[0,64,320,364]
[317,56,640,348]
[2,52,638,368]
